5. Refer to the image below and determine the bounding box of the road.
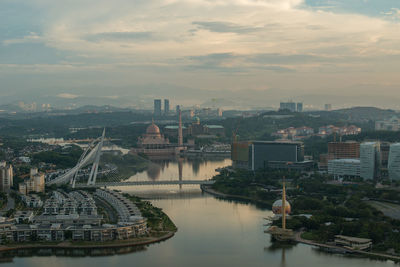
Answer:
[367,200,400,220]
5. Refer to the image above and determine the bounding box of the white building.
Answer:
[388,143,400,181]
[375,117,400,131]
[328,159,361,179]
[360,142,380,180]
[0,161,13,192]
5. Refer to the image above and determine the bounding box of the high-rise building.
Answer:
[164,99,170,115]
[154,99,162,117]
[19,168,45,195]
[325,104,332,111]
[328,141,360,160]
[178,111,183,147]
[0,161,13,192]
[280,102,296,112]
[388,143,400,180]
[380,142,391,169]
[176,105,181,114]
[360,142,380,180]
[217,108,223,117]
[296,102,303,112]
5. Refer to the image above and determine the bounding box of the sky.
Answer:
[1,0,400,109]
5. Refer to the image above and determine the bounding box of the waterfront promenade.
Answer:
[295,232,400,262]
[0,231,175,252]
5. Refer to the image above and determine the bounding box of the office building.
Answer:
[249,141,305,171]
[164,99,170,115]
[0,161,13,192]
[280,102,297,112]
[154,99,162,117]
[388,143,400,181]
[296,102,303,112]
[380,142,391,169]
[232,141,312,171]
[328,159,361,179]
[328,141,360,160]
[176,105,181,114]
[231,141,251,169]
[360,142,380,180]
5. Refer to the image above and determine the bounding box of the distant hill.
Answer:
[333,107,398,122]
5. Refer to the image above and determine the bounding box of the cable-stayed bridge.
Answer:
[45,129,213,188]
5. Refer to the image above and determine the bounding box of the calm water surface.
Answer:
[2,158,397,267]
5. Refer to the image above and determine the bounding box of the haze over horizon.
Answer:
[1,0,400,109]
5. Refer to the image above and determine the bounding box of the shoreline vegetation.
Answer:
[208,168,400,262]
[0,193,177,253]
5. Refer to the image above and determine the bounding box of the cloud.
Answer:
[1,0,400,105]
[85,31,156,42]
[2,32,43,46]
[57,93,80,99]
[192,21,261,34]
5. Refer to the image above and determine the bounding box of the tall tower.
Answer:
[154,99,162,117]
[164,99,170,116]
[178,111,183,147]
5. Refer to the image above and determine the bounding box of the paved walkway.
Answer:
[295,232,400,261]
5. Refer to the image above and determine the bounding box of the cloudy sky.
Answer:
[1,0,400,109]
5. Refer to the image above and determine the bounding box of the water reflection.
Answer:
[2,194,398,267]
[0,246,147,264]
[127,157,231,182]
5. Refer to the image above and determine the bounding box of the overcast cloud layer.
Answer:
[1,0,400,108]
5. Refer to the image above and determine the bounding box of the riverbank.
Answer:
[203,183,400,263]
[0,231,175,252]
[201,185,273,207]
[295,232,400,262]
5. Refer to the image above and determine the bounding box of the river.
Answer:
[1,157,397,266]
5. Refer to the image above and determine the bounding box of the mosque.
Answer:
[131,114,186,157]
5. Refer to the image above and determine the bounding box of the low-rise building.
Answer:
[328,159,361,179]
[21,194,43,208]
[14,211,34,224]
[334,235,372,250]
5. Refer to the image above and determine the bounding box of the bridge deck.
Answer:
[75,180,215,187]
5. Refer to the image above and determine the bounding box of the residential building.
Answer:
[0,161,13,192]
[375,117,400,131]
[21,194,43,208]
[279,102,297,112]
[19,168,45,195]
[318,125,361,137]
